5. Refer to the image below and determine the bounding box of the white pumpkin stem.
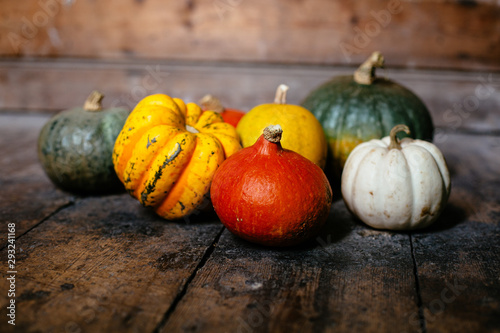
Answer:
[388,124,411,150]
[274,84,289,104]
[354,51,384,85]
[83,91,104,112]
[263,125,283,143]
[199,94,224,113]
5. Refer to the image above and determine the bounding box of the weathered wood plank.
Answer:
[0,114,50,180]
[158,132,500,333]
[411,133,500,333]
[0,194,223,333]
[0,112,498,332]
[0,114,73,247]
[0,0,499,70]
[160,202,420,333]
[1,59,500,133]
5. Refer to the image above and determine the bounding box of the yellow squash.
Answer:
[113,94,241,220]
[236,84,327,169]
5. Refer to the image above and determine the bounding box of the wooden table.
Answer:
[0,112,499,333]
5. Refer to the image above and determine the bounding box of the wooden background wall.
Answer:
[0,0,499,132]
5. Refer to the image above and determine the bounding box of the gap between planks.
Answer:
[409,234,427,333]
[0,200,75,252]
[153,226,226,333]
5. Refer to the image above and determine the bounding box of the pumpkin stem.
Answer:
[388,124,411,150]
[263,125,283,143]
[199,94,224,113]
[83,91,104,112]
[354,51,385,85]
[274,84,289,104]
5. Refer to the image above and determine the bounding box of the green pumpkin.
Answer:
[38,91,130,194]
[301,51,434,179]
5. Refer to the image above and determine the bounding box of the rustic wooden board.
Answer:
[160,201,420,333]
[0,113,499,332]
[1,0,499,70]
[1,60,500,134]
[0,114,73,247]
[412,133,500,333]
[155,133,500,333]
[0,194,223,333]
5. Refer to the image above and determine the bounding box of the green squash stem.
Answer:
[274,84,289,104]
[83,91,104,112]
[388,124,411,150]
[354,51,385,85]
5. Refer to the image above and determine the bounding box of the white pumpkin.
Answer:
[341,124,451,230]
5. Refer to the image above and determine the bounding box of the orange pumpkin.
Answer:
[210,124,333,246]
[113,94,241,220]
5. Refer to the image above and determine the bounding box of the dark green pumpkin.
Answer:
[38,91,130,194]
[301,51,434,179]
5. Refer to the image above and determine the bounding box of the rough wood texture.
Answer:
[412,133,500,333]
[1,59,500,134]
[161,203,419,333]
[0,0,499,70]
[0,116,224,333]
[0,108,499,332]
[0,114,73,247]
[0,194,223,333]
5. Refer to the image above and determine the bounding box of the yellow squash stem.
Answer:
[274,84,289,104]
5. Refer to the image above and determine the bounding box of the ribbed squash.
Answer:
[301,51,434,179]
[113,94,242,220]
[342,125,450,230]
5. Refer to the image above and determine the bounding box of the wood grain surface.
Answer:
[0,103,499,332]
[161,204,419,333]
[1,59,500,135]
[0,194,223,333]
[412,133,500,333]
[1,0,499,70]
[0,114,73,247]
[1,2,499,328]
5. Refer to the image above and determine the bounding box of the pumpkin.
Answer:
[211,124,333,247]
[37,91,129,193]
[113,93,241,220]
[301,51,434,179]
[199,94,245,127]
[236,84,327,169]
[341,124,451,230]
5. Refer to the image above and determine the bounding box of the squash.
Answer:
[37,91,129,193]
[236,84,327,169]
[301,51,434,179]
[211,124,333,247]
[199,94,245,127]
[113,93,241,220]
[341,124,451,230]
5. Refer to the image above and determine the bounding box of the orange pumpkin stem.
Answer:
[274,84,289,104]
[388,124,411,150]
[354,51,384,85]
[199,94,224,113]
[263,125,283,143]
[83,91,104,112]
